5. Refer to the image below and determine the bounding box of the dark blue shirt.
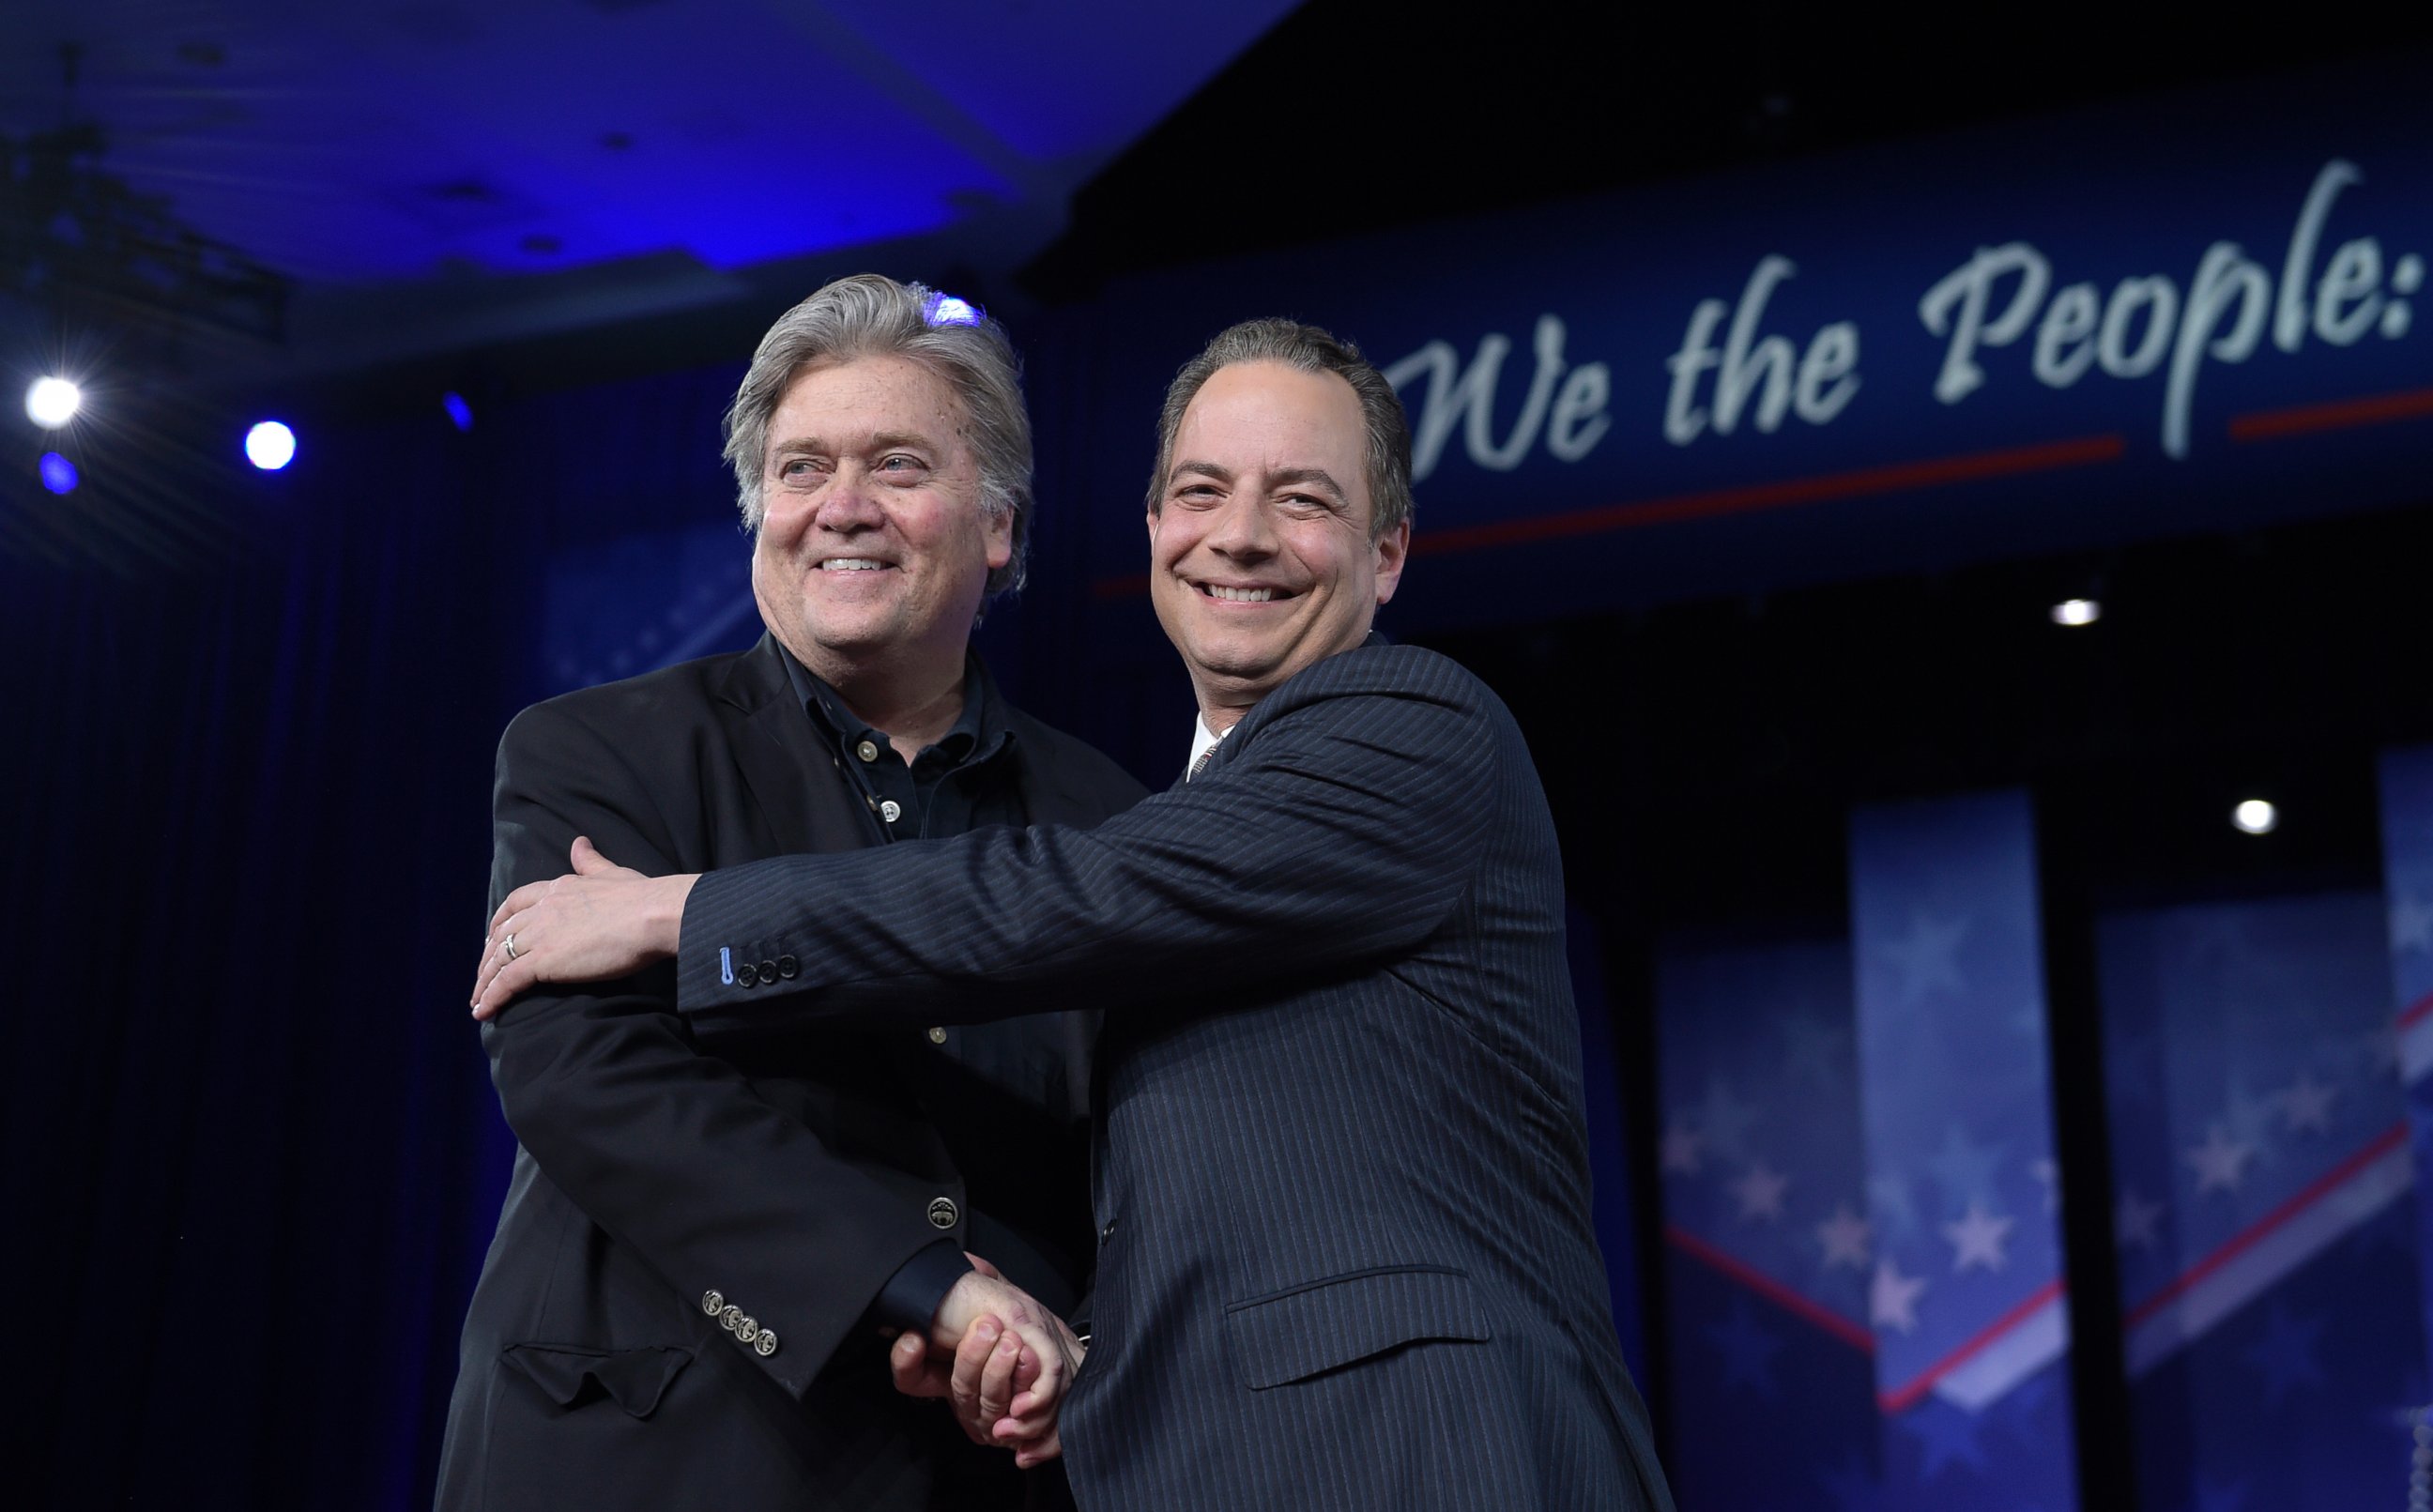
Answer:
[777,647,1025,1331]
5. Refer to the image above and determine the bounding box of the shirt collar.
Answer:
[1186,713,1228,779]
[777,646,1002,765]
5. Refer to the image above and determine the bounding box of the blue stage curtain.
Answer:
[0,363,745,1509]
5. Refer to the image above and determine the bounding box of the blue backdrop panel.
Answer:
[2097,892,2421,1510]
[2379,746,2433,1387]
[1654,937,1881,1508]
[1848,792,2076,1512]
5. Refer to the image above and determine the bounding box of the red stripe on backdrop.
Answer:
[1876,1278,2068,1413]
[1664,1224,1877,1353]
[1090,433,2127,598]
[1411,434,2128,557]
[2123,1121,2410,1331]
[2228,384,2433,442]
[2397,992,2433,1031]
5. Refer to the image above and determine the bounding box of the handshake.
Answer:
[890,1255,1086,1470]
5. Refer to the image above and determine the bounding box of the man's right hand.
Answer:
[889,1260,1083,1466]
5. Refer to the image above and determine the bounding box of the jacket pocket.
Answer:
[500,1343,692,1419]
[1223,1265,1491,1390]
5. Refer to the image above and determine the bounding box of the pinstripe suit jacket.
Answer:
[678,640,1676,1511]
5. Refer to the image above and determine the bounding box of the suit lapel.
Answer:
[715,634,876,856]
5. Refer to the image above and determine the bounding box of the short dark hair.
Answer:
[1145,318,1415,540]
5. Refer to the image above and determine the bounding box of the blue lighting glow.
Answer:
[38,451,78,495]
[924,293,982,327]
[245,420,298,471]
[442,391,474,432]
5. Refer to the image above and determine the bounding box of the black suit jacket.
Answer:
[434,634,1146,1512]
[676,641,1677,1512]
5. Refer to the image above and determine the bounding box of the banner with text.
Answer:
[1044,58,2433,640]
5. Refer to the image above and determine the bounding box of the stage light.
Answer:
[38,452,78,495]
[442,391,473,432]
[2049,598,2101,626]
[25,376,81,429]
[2232,799,2278,835]
[924,292,981,327]
[245,420,297,471]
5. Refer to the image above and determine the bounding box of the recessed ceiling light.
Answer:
[2050,598,2101,627]
[245,420,297,471]
[2231,799,2278,835]
[25,376,81,429]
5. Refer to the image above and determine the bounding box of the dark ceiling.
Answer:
[1032,3,2433,298]
[12,0,2433,408]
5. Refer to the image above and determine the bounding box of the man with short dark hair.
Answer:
[436,274,1137,1510]
[474,318,1677,1510]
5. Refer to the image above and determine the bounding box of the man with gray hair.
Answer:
[435,274,1140,1510]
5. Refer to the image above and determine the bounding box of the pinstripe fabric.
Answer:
[680,643,1676,1511]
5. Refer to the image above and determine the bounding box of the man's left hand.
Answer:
[472,837,698,1019]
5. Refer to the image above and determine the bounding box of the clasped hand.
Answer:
[472,837,696,1019]
[892,1258,1085,1467]
[474,855,1085,1459]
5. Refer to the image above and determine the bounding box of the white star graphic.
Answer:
[1732,1162,1791,1222]
[1941,1200,2016,1273]
[1876,912,1971,1008]
[2185,1124,2257,1196]
[1660,1120,1706,1176]
[2277,1072,2337,1136]
[1816,1204,1873,1270]
[2116,1188,2165,1250]
[1871,1258,1928,1335]
[2391,893,2433,955]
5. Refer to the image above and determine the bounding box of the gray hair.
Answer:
[723,273,1033,599]
[1145,317,1415,541]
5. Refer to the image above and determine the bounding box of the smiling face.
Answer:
[751,354,1012,687]
[1148,360,1409,723]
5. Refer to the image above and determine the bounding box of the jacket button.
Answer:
[1099,1219,1117,1245]
[757,959,779,983]
[736,962,759,987]
[777,955,799,979]
[720,1305,742,1333]
[737,1316,759,1343]
[927,1197,959,1229]
[926,1026,947,1045]
[701,1290,725,1316]
[880,800,902,823]
[856,739,880,762]
[755,1330,779,1358]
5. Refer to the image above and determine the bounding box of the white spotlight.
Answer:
[2050,598,2102,627]
[245,420,297,471]
[2231,799,2278,835]
[25,376,82,429]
